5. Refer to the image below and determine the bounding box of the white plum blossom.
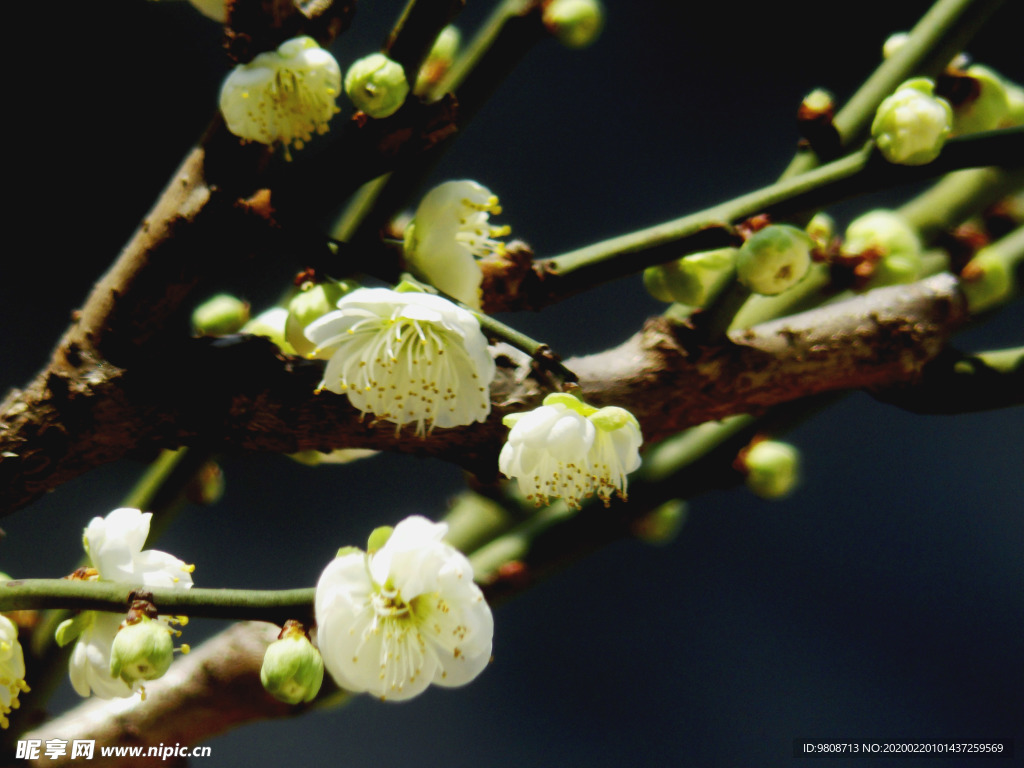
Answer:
[403,181,511,309]
[219,36,341,159]
[499,393,643,508]
[0,615,29,729]
[315,516,493,701]
[64,508,194,699]
[305,287,496,436]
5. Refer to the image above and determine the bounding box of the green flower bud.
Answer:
[55,612,93,648]
[187,0,226,21]
[951,65,1011,136]
[882,32,909,60]
[643,248,738,306]
[286,281,353,356]
[871,78,953,165]
[192,294,250,336]
[736,225,812,296]
[842,209,923,288]
[743,440,800,500]
[415,26,461,94]
[109,617,174,686]
[1001,81,1024,128]
[961,247,1014,314]
[242,307,296,355]
[344,53,410,118]
[805,213,835,251]
[632,499,687,546]
[260,624,324,705]
[542,0,605,49]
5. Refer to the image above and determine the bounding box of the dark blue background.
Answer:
[2,1,1022,766]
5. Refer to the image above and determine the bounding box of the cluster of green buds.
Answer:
[344,53,410,118]
[260,621,324,705]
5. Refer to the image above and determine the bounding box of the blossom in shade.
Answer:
[499,393,643,508]
[403,181,510,309]
[305,287,495,435]
[63,508,194,699]
[0,615,29,729]
[315,516,493,701]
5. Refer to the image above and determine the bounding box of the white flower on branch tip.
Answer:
[305,286,496,436]
[403,181,511,309]
[315,516,493,702]
[0,615,29,729]
[219,36,341,160]
[63,508,194,699]
[499,393,643,508]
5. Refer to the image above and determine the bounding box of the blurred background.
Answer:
[2,0,1022,765]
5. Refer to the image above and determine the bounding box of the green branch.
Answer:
[2,580,315,626]
[537,129,1022,302]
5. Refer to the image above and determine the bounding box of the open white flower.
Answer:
[64,508,194,699]
[0,615,29,729]
[305,287,495,435]
[219,36,341,159]
[499,393,643,508]
[315,516,493,702]
[403,181,510,309]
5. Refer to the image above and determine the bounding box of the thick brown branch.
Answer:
[0,275,967,516]
[22,622,301,767]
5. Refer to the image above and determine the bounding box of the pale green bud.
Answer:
[1001,81,1024,128]
[871,78,953,165]
[187,0,226,21]
[542,0,605,49]
[643,248,737,306]
[882,32,909,60]
[415,26,461,94]
[286,281,353,356]
[961,247,1014,314]
[743,440,800,500]
[260,624,324,705]
[632,499,687,546]
[344,53,410,118]
[805,213,835,251]
[55,612,93,648]
[952,65,1011,136]
[736,226,812,296]
[192,294,250,336]
[843,209,923,288]
[109,617,174,686]
[242,307,296,355]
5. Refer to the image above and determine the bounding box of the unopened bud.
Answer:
[805,213,835,251]
[950,65,1011,135]
[632,499,687,545]
[643,248,737,306]
[109,616,175,686]
[187,0,226,21]
[842,210,923,288]
[192,294,250,336]
[743,440,800,500]
[961,247,1014,314]
[344,54,410,118]
[542,0,604,49]
[415,26,461,94]
[882,32,909,60]
[871,78,953,165]
[736,225,812,296]
[286,281,353,356]
[242,307,296,355]
[260,622,324,705]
